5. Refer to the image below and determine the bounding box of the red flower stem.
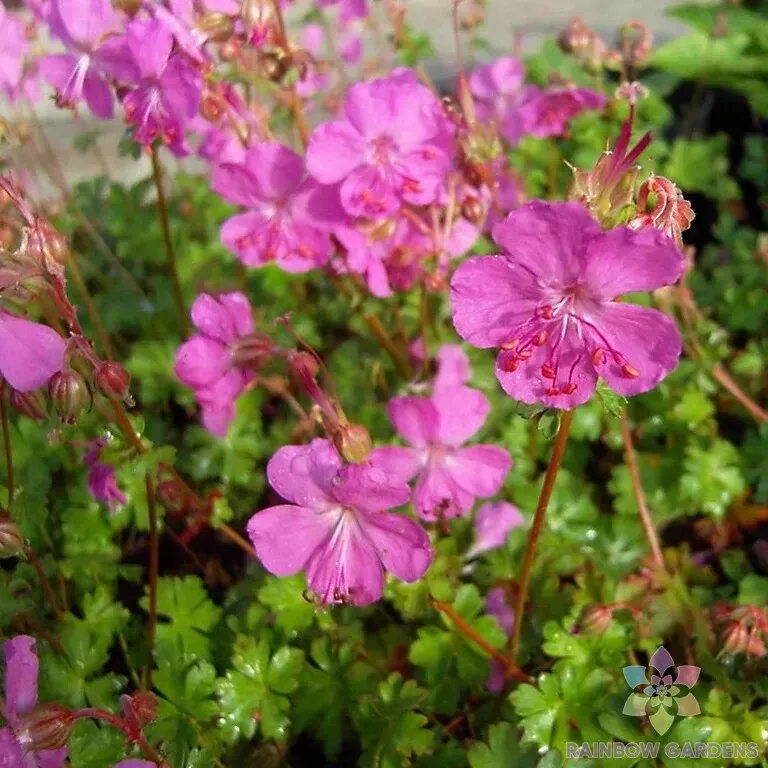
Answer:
[75,709,162,764]
[150,147,189,336]
[25,548,65,622]
[432,600,529,682]
[619,406,665,571]
[711,365,768,424]
[67,251,114,359]
[509,409,575,663]
[0,391,14,505]
[143,473,159,690]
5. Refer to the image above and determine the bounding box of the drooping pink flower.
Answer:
[213,142,342,272]
[484,587,514,692]
[517,86,607,138]
[1,636,68,768]
[306,71,452,219]
[85,439,126,512]
[467,501,523,558]
[469,57,539,144]
[451,201,684,408]
[247,438,432,606]
[99,19,202,156]
[39,0,118,118]
[370,348,511,521]
[0,311,65,393]
[174,292,262,436]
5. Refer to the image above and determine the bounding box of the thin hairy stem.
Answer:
[509,409,575,663]
[150,147,189,335]
[0,393,13,506]
[68,252,114,358]
[75,709,162,763]
[711,365,768,424]
[433,600,529,682]
[26,549,65,621]
[143,473,159,690]
[619,406,665,570]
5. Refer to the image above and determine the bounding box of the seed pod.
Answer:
[0,517,25,559]
[16,704,76,752]
[9,389,47,421]
[94,362,131,400]
[231,332,274,369]
[49,370,90,423]
[334,423,372,464]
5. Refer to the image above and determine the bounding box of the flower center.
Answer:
[369,134,396,166]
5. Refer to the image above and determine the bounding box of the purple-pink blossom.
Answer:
[39,0,118,118]
[247,438,432,606]
[0,310,65,393]
[99,19,202,156]
[306,71,452,219]
[1,636,68,768]
[174,292,260,436]
[316,0,368,23]
[469,56,539,144]
[370,346,511,521]
[0,6,31,101]
[467,501,523,559]
[85,439,126,512]
[517,86,607,138]
[451,201,684,409]
[484,587,514,692]
[213,142,341,272]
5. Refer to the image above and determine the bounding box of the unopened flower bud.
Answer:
[200,92,223,122]
[16,703,76,752]
[333,423,372,464]
[49,370,90,423]
[722,622,749,655]
[231,332,274,369]
[746,633,766,658]
[94,362,131,400]
[121,691,158,735]
[197,12,235,43]
[0,517,25,559]
[287,350,320,384]
[9,388,47,421]
[461,196,485,224]
[579,604,613,635]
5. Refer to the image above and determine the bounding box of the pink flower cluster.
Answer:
[371,345,512,521]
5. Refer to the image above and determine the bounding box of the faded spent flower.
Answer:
[247,439,433,606]
[451,201,685,408]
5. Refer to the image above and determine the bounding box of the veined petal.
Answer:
[448,445,511,497]
[362,511,433,582]
[4,636,38,722]
[173,336,230,389]
[0,313,65,392]
[388,396,440,448]
[190,294,236,343]
[306,119,364,184]
[432,386,490,446]
[368,446,424,483]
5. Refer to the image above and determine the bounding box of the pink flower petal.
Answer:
[248,504,332,577]
[414,459,474,520]
[173,336,230,389]
[362,511,433,582]
[244,142,305,201]
[467,501,523,558]
[388,396,440,448]
[491,201,600,286]
[0,313,65,392]
[212,163,261,208]
[582,225,685,300]
[448,445,511,497]
[266,440,341,506]
[306,120,364,184]
[82,70,114,119]
[589,303,682,396]
[450,255,540,348]
[218,292,255,337]
[341,164,400,219]
[4,635,38,722]
[432,386,490,446]
[434,345,470,392]
[368,446,424,483]
[190,293,237,343]
[332,463,412,514]
[200,402,235,437]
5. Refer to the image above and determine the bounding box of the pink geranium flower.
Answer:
[85,439,127,512]
[517,86,607,138]
[484,587,514,691]
[0,310,65,393]
[469,56,539,144]
[174,292,260,436]
[306,71,452,219]
[39,0,118,118]
[100,19,202,155]
[1,636,68,768]
[370,346,511,521]
[247,439,432,606]
[466,501,523,559]
[213,142,341,272]
[451,201,684,409]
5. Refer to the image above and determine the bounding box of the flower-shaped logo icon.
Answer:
[622,646,701,734]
